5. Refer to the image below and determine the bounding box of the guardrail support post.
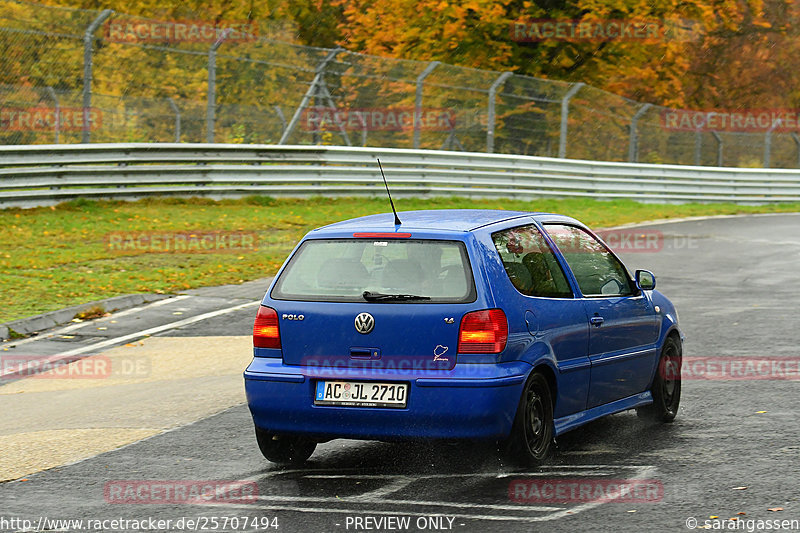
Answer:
[206,29,231,143]
[559,82,584,159]
[46,87,60,144]
[167,98,181,142]
[487,71,513,153]
[278,47,343,145]
[413,61,440,149]
[82,9,113,143]
[628,103,651,162]
[711,131,722,166]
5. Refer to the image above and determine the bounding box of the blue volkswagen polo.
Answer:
[244,210,682,465]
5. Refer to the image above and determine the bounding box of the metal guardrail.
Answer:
[1,143,800,208]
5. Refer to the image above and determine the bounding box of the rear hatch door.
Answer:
[268,236,478,372]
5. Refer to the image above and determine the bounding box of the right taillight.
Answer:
[458,309,508,354]
[253,306,281,349]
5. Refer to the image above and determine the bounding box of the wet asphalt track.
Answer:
[1,213,800,533]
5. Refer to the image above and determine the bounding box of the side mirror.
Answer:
[635,270,656,291]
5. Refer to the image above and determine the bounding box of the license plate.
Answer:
[314,380,408,408]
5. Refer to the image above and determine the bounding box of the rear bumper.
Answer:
[244,358,531,441]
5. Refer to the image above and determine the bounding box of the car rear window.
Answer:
[271,239,476,303]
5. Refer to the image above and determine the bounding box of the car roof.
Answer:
[313,209,568,233]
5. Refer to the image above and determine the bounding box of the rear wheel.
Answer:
[501,372,554,466]
[255,426,316,465]
[637,336,682,423]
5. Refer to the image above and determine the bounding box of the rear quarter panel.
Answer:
[471,219,592,418]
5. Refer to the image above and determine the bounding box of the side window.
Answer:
[544,224,634,297]
[492,225,573,298]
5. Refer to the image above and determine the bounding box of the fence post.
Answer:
[206,29,231,143]
[764,118,782,168]
[764,132,771,168]
[694,128,702,165]
[792,133,800,168]
[628,103,651,162]
[166,98,181,142]
[274,106,286,137]
[558,82,584,159]
[46,86,60,144]
[278,47,343,145]
[487,71,513,153]
[413,61,440,149]
[764,118,784,168]
[711,131,722,166]
[82,9,113,143]
[354,111,368,147]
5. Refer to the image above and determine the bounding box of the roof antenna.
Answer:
[377,158,401,226]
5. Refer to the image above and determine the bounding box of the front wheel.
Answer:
[501,372,554,466]
[637,336,682,423]
[255,426,316,465]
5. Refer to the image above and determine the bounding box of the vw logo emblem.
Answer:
[354,312,375,334]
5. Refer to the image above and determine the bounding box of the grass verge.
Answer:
[2,195,798,323]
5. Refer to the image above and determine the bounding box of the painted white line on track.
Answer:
[252,494,562,513]
[200,502,563,523]
[0,300,259,378]
[308,466,621,479]
[356,475,416,500]
[0,295,192,349]
[534,465,656,522]
[202,465,657,524]
[57,300,259,356]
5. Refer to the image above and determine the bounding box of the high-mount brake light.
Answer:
[458,309,508,354]
[253,306,281,349]
[353,232,412,238]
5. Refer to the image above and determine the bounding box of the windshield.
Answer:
[271,239,476,303]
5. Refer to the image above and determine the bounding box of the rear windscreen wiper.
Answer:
[362,291,431,302]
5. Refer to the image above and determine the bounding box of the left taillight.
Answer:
[457,309,508,354]
[253,305,281,349]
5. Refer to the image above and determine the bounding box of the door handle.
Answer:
[590,316,604,327]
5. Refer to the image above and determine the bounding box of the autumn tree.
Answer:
[334,0,792,109]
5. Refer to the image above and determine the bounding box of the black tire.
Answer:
[501,372,555,466]
[255,426,316,465]
[637,335,682,423]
